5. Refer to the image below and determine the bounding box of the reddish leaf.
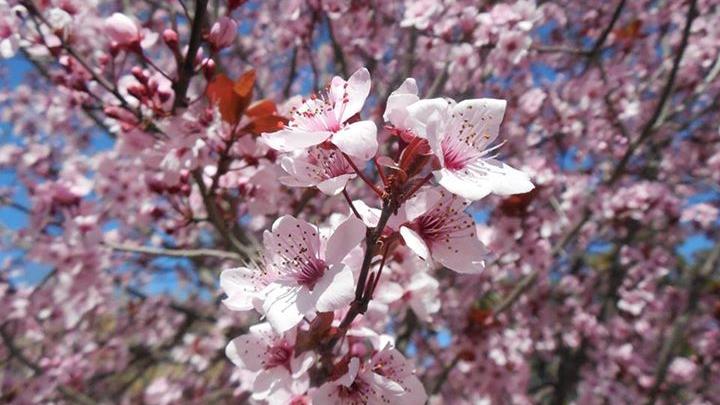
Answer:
[245,114,287,135]
[206,74,243,124]
[245,99,277,117]
[233,69,255,98]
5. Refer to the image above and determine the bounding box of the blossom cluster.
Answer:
[0,0,718,403]
[219,67,533,402]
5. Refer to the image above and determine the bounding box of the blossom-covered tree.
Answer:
[1,0,719,403]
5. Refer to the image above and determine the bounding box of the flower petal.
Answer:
[399,226,431,260]
[431,233,487,274]
[438,157,534,200]
[220,267,263,311]
[324,215,367,265]
[262,128,332,152]
[331,120,378,161]
[452,98,506,149]
[406,98,451,138]
[262,283,313,333]
[384,78,419,128]
[314,265,355,312]
[336,67,371,123]
[252,367,291,400]
[435,168,493,201]
[225,332,266,371]
[265,215,321,262]
[316,173,354,196]
[352,200,381,227]
[403,188,442,222]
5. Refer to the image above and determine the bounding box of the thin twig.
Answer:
[104,241,241,260]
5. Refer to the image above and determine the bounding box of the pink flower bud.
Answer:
[162,29,178,47]
[104,13,139,47]
[202,58,216,79]
[207,17,237,50]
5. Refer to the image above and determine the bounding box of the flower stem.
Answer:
[343,153,383,197]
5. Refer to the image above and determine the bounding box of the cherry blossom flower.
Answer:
[404,97,534,200]
[221,214,366,332]
[312,346,426,404]
[226,322,314,401]
[398,188,488,273]
[262,68,378,160]
[279,146,357,195]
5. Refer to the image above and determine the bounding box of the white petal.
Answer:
[366,370,405,395]
[352,200,381,227]
[262,128,332,152]
[314,265,355,312]
[403,188,442,222]
[339,357,361,387]
[316,173,354,195]
[262,284,312,333]
[331,120,378,161]
[266,215,321,261]
[220,267,262,311]
[406,98,451,138]
[399,375,428,405]
[453,98,506,149]
[439,157,534,200]
[312,382,341,405]
[431,235,487,274]
[471,158,534,195]
[337,67,371,123]
[225,333,266,371]
[384,78,419,127]
[435,168,492,201]
[252,367,291,400]
[324,215,367,265]
[279,155,320,187]
[399,226,431,260]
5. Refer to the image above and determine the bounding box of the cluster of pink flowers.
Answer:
[219,67,533,401]
[0,0,718,403]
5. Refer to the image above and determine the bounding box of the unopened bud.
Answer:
[162,29,178,47]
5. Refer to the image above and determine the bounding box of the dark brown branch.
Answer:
[172,0,209,110]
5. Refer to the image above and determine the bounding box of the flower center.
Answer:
[293,257,327,290]
[307,149,354,180]
[265,341,293,370]
[412,198,474,246]
[290,94,342,132]
[442,131,481,171]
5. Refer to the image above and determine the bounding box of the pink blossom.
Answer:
[312,346,426,404]
[397,188,488,273]
[403,96,534,200]
[262,68,378,161]
[221,215,365,332]
[226,322,313,401]
[279,147,356,195]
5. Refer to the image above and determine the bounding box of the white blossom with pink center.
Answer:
[312,346,426,405]
[354,188,488,274]
[398,188,488,273]
[402,96,534,200]
[226,322,314,401]
[220,214,366,332]
[279,146,357,196]
[262,68,378,160]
